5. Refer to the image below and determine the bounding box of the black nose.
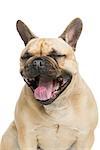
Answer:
[32,58,45,68]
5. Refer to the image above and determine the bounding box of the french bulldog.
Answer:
[0,18,98,150]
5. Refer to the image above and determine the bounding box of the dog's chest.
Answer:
[36,124,77,150]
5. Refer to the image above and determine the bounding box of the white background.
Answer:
[0,0,100,149]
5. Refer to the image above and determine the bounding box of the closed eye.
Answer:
[21,52,33,60]
[48,49,66,59]
[48,54,66,58]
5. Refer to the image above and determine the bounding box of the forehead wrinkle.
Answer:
[25,38,74,56]
[39,39,52,55]
[27,39,45,55]
[40,40,45,55]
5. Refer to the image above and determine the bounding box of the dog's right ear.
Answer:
[16,20,37,45]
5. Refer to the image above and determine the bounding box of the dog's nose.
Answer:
[33,58,45,68]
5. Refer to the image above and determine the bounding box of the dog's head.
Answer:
[16,18,83,105]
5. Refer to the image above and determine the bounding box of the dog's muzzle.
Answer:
[25,56,60,79]
[21,56,72,105]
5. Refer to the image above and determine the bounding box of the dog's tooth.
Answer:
[57,76,63,82]
[26,79,30,83]
[26,79,29,83]
[29,78,35,82]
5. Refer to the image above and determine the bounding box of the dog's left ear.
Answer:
[59,18,83,50]
[16,20,37,45]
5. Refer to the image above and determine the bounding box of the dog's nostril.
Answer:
[33,60,37,66]
[40,61,42,66]
[33,59,44,67]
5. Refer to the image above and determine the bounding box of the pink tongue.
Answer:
[34,78,53,101]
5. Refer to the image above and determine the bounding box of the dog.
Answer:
[0,18,98,150]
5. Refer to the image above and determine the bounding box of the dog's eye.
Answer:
[21,52,33,60]
[48,54,66,58]
[48,49,66,59]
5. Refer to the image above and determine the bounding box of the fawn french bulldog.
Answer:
[0,18,98,150]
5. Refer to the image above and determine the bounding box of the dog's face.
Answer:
[16,18,83,105]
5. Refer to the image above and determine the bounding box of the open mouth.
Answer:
[24,72,72,105]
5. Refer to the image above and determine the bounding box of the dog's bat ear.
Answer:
[59,18,83,51]
[16,20,37,45]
